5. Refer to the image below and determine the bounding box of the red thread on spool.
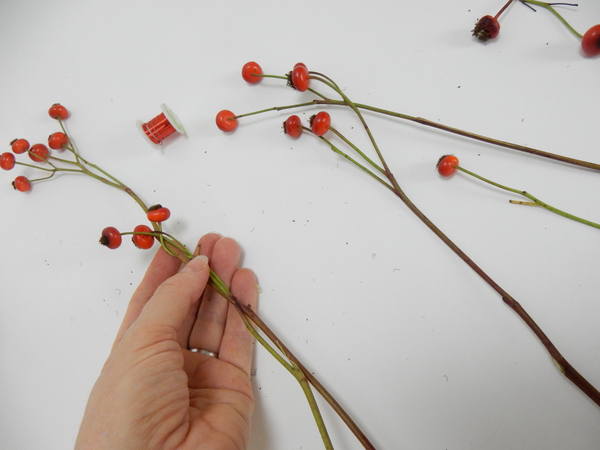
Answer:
[136,104,186,149]
[142,113,176,144]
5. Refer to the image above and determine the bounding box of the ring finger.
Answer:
[187,236,241,355]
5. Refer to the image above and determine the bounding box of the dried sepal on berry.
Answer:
[99,226,122,249]
[472,15,500,42]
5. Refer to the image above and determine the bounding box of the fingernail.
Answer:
[185,255,208,273]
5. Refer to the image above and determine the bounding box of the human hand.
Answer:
[75,233,258,450]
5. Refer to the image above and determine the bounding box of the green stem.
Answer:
[456,165,600,229]
[29,172,58,183]
[328,126,386,174]
[234,101,320,120]
[318,132,393,191]
[58,119,83,165]
[521,1,583,38]
[310,76,391,176]
[15,161,66,172]
[296,369,334,450]
[260,74,288,81]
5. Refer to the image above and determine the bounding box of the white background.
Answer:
[1,1,600,449]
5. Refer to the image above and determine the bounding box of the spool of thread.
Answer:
[136,104,186,149]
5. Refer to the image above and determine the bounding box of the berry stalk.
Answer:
[496,0,517,19]
[455,164,600,229]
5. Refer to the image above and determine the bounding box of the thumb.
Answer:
[136,255,210,332]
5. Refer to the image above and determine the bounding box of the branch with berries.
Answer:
[2,103,375,450]
[472,0,600,57]
[217,61,600,420]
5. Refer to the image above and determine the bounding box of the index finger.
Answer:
[112,247,181,350]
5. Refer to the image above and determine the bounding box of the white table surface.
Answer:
[1,1,600,448]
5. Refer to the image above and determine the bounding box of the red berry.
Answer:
[437,155,459,177]
[147,205,171,223]
[28,143,50,163]
[291,62,310,92]
[132,225,155,249]
[310,111,331,137]
[10,138,30,154]
[48,104,69,120]
[582,25,600,57]
[12,175,31,192]
[283,115,303,138]
[48,132,68,150]
[0,152,16,170]
[99,226,122,249]
[472,15,500,42]
[242,61,263,84]
[216,110,238,132]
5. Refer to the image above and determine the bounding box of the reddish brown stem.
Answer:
[386,174,600,407]
[495,0,516,19]
[304,99,600,172]
[239,302,376,450]
[412,117,600,171]
[501,296,600,403]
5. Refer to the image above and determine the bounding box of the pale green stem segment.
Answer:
[456,165,600,229]
[521,1,583,38]
[328,126,385,174]
[309,73,391,176]
[295,367,334,450]
[317,132,393,191]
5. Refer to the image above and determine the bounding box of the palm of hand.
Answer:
[76,234,258,450]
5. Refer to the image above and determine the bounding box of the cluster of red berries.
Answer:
[473,2,600,57]
[217,62,333,138]
[2,104,70,192]
[99,204,171,250]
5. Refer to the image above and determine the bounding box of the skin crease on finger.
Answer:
[75,234,258,450]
